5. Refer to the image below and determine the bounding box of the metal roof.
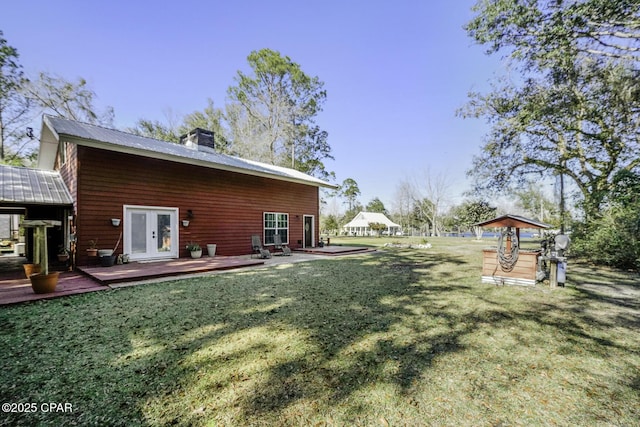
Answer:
[0,165,73,206]
[474,214,551,229]
[43,115,336,189]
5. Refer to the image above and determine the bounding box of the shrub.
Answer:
[572,205,640,270]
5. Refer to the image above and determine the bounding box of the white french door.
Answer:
[124,206,178,261]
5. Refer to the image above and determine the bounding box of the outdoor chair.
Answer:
[273,234,292,256]
[251,235,271,259]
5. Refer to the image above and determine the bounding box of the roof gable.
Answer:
[40,115,337,189]
[344,211,401,228]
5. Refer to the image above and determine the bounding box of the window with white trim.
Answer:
[264,212,288,245]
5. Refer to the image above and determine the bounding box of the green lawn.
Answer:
[1,237,638,426]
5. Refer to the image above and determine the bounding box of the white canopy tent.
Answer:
[343,212,401,236]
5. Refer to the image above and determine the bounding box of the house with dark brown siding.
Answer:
[35,115,335,266]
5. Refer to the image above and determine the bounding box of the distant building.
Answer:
[343,212,401,236]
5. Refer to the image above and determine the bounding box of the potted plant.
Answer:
[98,249,114,257]
[30,269,59,293]
[57,246,70,262]
[22,220,61,294]
[23,263,41,278]
[100,232,121,267]
[207,244,217,257]
[87,239,98,257]
[186,242,202,258]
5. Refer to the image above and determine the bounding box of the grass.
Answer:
[1,237,638,426]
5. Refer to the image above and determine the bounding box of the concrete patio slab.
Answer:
[295,245,376,255]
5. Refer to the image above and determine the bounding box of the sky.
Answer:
[1,0,504,212]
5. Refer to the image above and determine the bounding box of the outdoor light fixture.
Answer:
[187,209,194,218]
[111,218,121,227]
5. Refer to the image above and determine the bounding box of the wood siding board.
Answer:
[72,147,319,265]
[482,249,540,281]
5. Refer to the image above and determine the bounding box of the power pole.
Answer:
[559,172,566,234]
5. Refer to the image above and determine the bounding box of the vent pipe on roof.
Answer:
[179,128,215,152]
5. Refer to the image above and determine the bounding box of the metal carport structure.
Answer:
[0,164,74,266]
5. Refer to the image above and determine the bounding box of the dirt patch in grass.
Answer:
[0,238,638,426]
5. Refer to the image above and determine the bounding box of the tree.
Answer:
[411,198,436,236]
[513,182,559,226]
[180,99,230,153]
[128,118,179,142]
[25,72,114,126]
[463,0,640,220]
[392,175,449,236]
[340,178,361,212]
[283,124,333,180]
[462,57,640,220]
[452,200,497,240]
[0,32,115,164]
[403,171,451,236]
[0,30,31,163]
[391,180,415,234]
[572,170,640,270]
[226,48,331,177]
[606,169,640,208]
[225,101,273,161]
[342,202,363,226]
[128,107,202,144]
[368,222,387,236]
[365,197,387,215]
[465,1,640,269]
[321,214,340,236]
[466,0,640,70]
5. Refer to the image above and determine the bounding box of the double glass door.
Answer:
[125,206,178,260]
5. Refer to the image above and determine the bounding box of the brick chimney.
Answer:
[180,128,215,151]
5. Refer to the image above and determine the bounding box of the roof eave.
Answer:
[61,135,336,189]
[474,214,551,229]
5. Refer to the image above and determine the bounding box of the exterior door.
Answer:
[124,206,178,260]
[304,215,314,248]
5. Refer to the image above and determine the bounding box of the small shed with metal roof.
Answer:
[0,164,74,260]
[475,214,551,287]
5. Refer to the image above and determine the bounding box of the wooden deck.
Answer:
[77,256,265,285]
[0,270,105,305]
[0,255,264,305]
[0,247,374,305]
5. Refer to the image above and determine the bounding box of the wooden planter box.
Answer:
[482,249,541,286]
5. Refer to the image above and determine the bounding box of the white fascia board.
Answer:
[37,121,60,170]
